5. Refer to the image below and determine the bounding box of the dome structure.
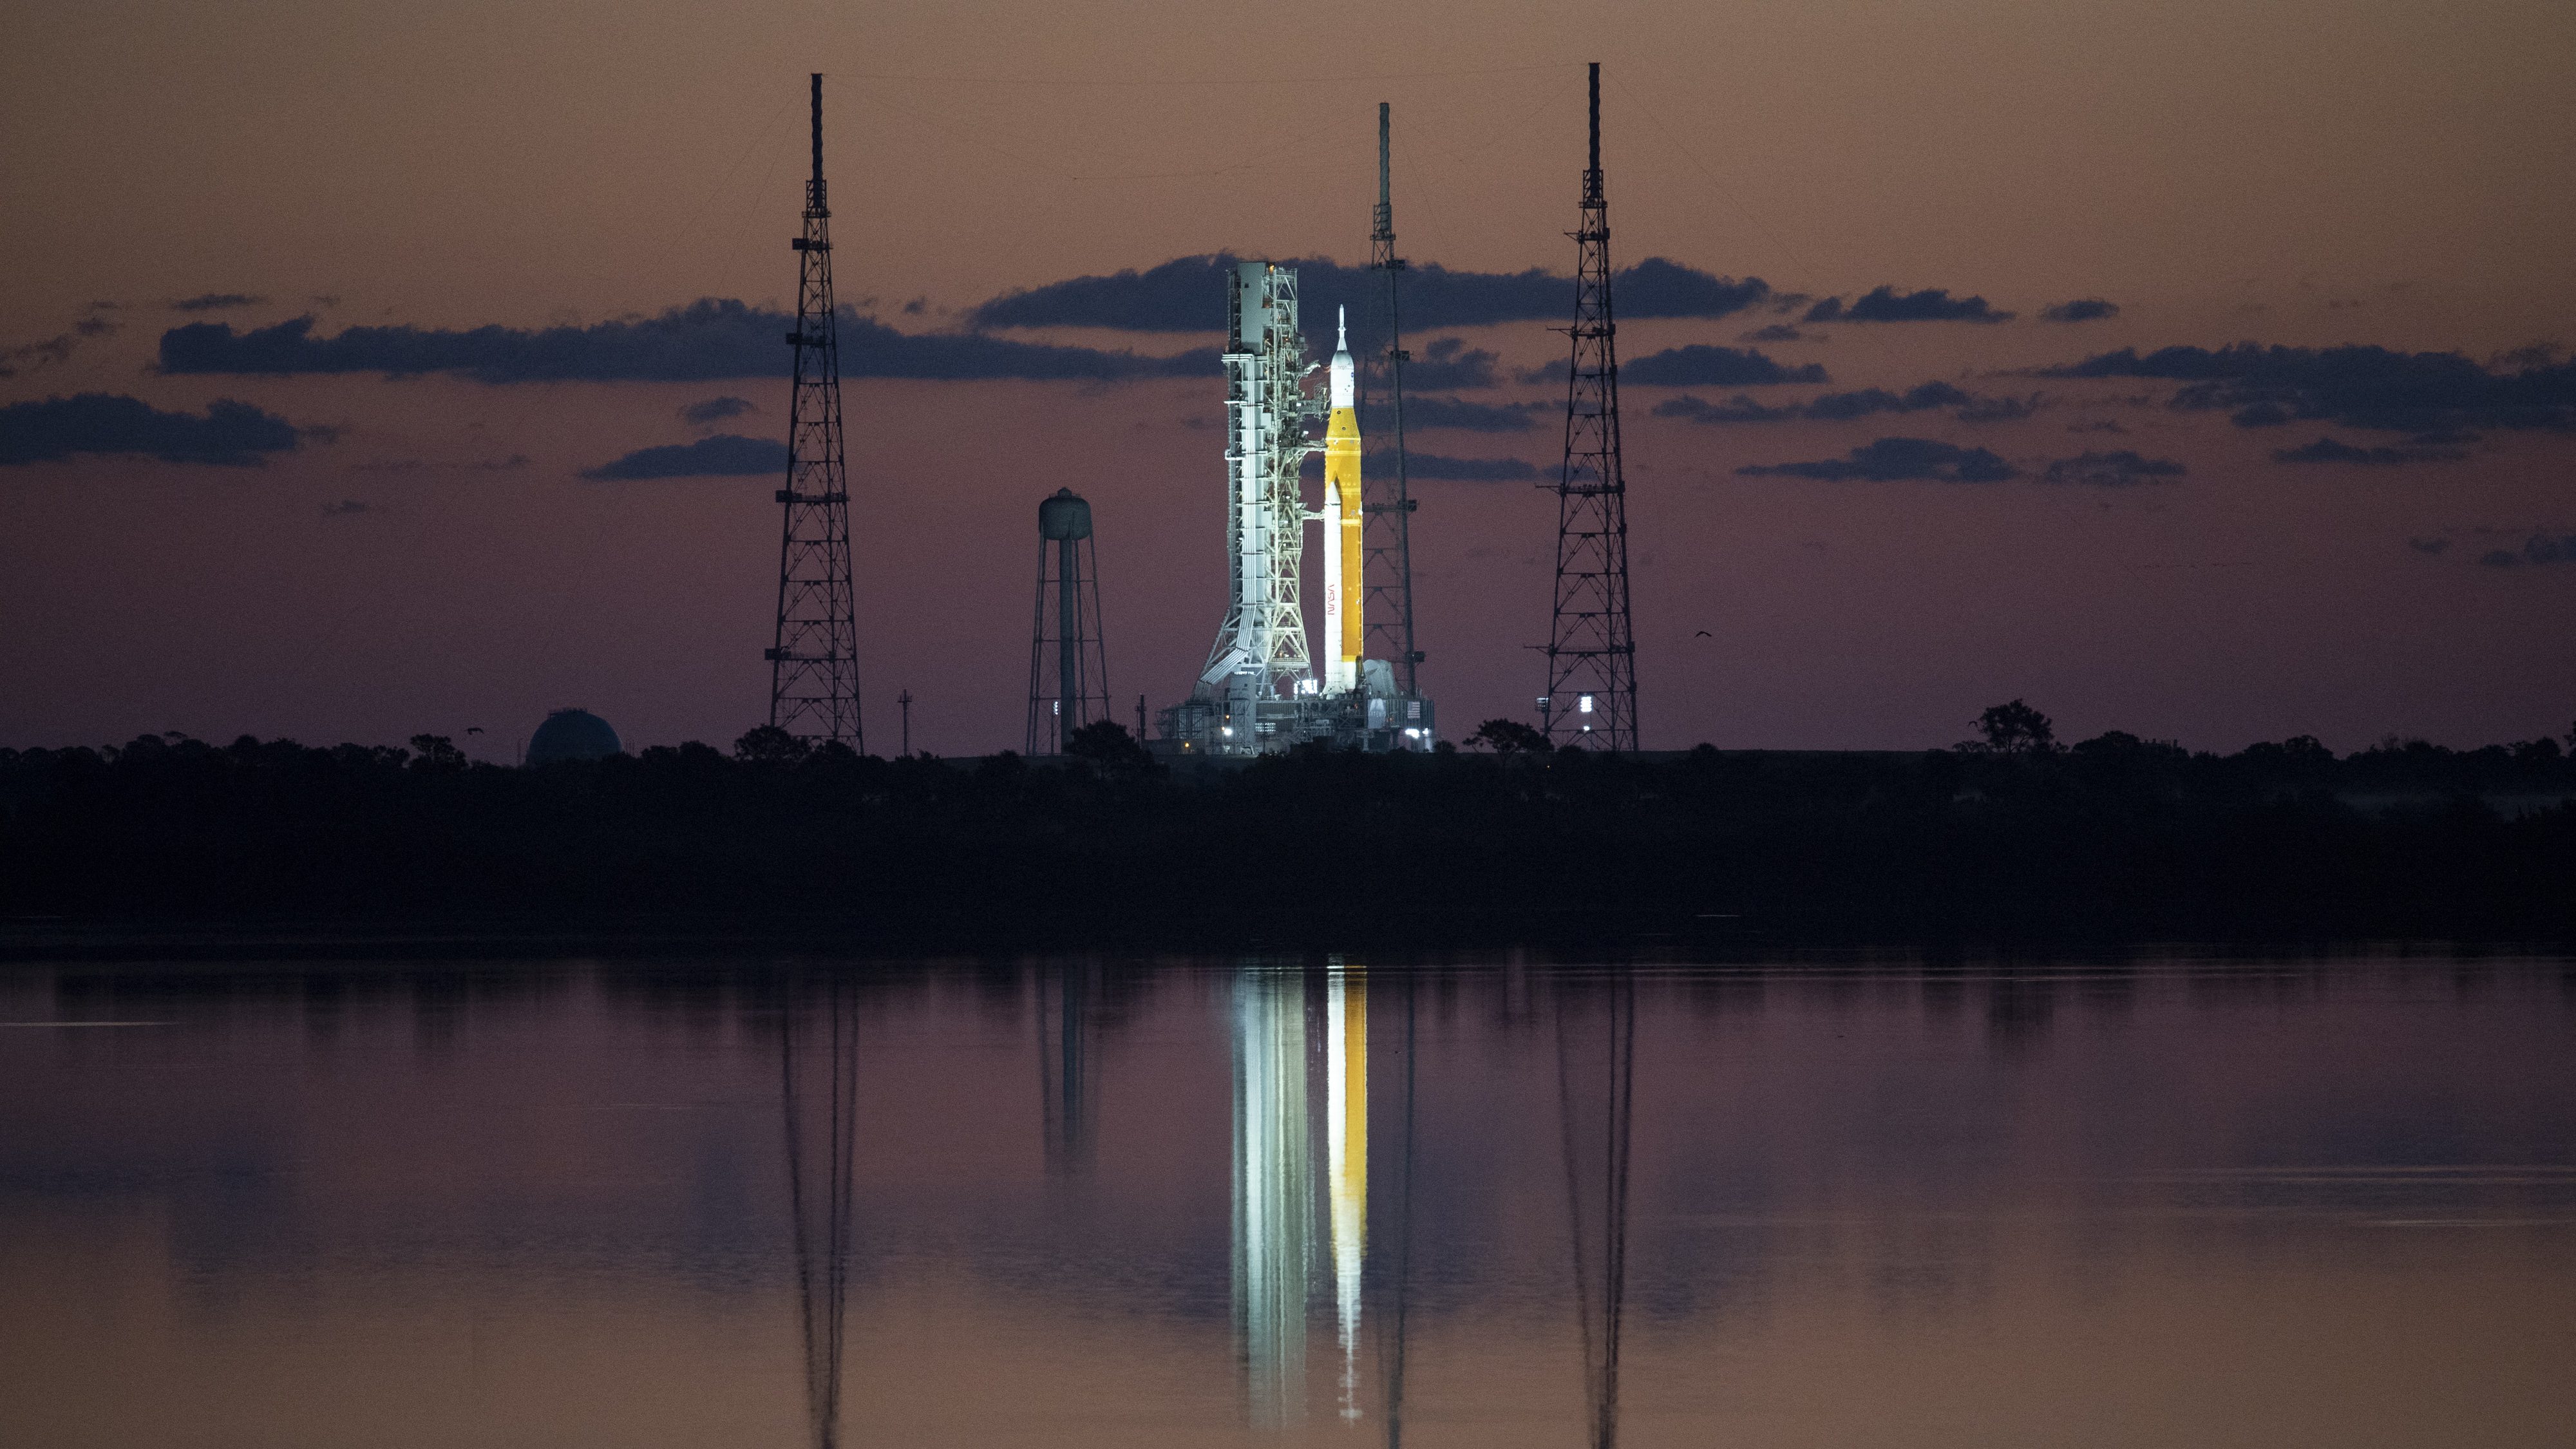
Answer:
[526,708,621,766]
[1037,487,1092,540]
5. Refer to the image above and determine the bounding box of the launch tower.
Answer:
[1542,64,1639,751]
[1198,261,1316,708]
[1157,123,1438,759]
[766,73,862,747]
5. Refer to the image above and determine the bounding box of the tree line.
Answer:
[3,706,2571,946]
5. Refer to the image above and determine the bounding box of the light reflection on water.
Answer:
[1,956,2572,1449]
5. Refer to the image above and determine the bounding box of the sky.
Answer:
[3,0,2573,755]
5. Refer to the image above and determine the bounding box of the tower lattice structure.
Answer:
[1542,64,1638,752]
[1197,263,1318,705]
[1362,102,1421,697]
[766,73,862,747]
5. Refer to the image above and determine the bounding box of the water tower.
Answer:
[1027,488,1110,754]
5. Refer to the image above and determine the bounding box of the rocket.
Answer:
[1321,307,1364,694]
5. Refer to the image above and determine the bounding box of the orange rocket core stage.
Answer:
[1325,400,1362,686]
[1322,307,1363,695]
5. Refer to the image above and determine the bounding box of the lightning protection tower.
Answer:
[1542,64,1638,752]
[1027,488,1110,755]
[766,73,862,748]
[1362,102,1423,700]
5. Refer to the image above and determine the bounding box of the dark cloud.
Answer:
[2477,534,2576,568]
[0,307,117,375]
[0,333,78,376]
[170,292,268,312]
[1738,436,2018,483]
[1620,345,1829,387]
[965,254,1772,332]
[1810,382,1969,419]
[681,395,757,426]
[1400,395,1542,432]
[2067,418,2128,434]
[0,393,301,466]
[348,453,530,474]
[1396,451,1540,482]
[2407,537,2450,555]
[580,433,791,480]
[160,301,1221,384]
[1955,393,2039,422]
[1654,394,1794,423]
[1739,323,1811,343]
[1613,258,1776,324]
[2271,435,2468,466]
[1805,287,2013,324]
[1653,381,2029,426]
[2041,449,2186,486]
[2046,342,2576,433]
[1405,337,1501,390]
[2040,299,2121,323]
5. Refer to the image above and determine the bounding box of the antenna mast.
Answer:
[1363,102,1422,699]
[1542,64,1638,751]
[766,72,863,746]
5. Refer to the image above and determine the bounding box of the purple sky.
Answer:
[4,1,2572,755]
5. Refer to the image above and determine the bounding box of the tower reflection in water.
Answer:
[1229,962,1629,1446]
[1557,969,1637,1449]
[780,977,860,1449]
[1229,961,1397,1431]
[1037,961,1094,1175]
[773,961,1627,1446]
[1231,964,1315,1427]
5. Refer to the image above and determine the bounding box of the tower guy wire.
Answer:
[1542,63,1639,752]
[766,73,864,747]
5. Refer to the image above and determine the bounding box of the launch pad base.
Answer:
[1155,689,1435,761]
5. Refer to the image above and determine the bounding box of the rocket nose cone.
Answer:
[1329,305,1356,406]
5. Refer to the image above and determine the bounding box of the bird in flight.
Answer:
[1694,630,1712,638]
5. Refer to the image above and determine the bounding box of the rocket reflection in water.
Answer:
[1327,966,1367,1419]
[1230,963,1371,1427]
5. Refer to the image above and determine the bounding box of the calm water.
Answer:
[3,956,2573,1449]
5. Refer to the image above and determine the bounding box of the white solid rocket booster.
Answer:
[1322,307,1363,695]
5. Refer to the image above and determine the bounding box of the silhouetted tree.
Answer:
[1467,718,1550,753]
[1972,699,2057,755]
[1066,719,1152,773]
[734,724,810,766]
[408,734,467,773]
